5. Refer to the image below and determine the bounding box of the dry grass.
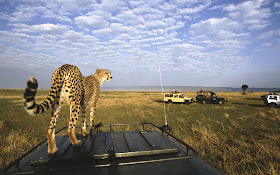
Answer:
[0,89,279,174]
[0,130,39,169]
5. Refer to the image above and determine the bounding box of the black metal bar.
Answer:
[2,126,68,174]
[148,123,199,156]
[101,123,142,127]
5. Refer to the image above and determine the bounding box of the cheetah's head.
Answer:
[96,68,112,85]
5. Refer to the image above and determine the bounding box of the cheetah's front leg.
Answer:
[89,105,97,135]
[81,105,87,137]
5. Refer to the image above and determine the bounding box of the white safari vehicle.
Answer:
[264,95,280,107]
[164,91,193,104]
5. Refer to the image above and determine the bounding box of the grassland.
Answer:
[0,89,279,174]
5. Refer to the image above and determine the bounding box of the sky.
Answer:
[0,0,280,89]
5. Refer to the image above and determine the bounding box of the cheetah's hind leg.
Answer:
[47,99,62,154]
[68,104,82,147]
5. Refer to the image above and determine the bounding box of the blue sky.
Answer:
[0,0,279,89]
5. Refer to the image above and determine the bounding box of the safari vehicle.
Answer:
[196,90,227,104]
[263,95,280,107]
[3,122,221,175]
[164,91,194,104]
[261,91,280,99]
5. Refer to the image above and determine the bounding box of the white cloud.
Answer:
[45,0,97,13]
[178,1,211,14]
[33,23,68,33]
[132,5,165,20]
[190,17,249,51]
[115,10,145,25]
[173,0,200,6]
[74,15,109,30]
[62,30,99,43]
[190,17,239,35]
[224,0,272,30]
[92,27,112,36]
[145,20,168,29]
[10,4,38,22]
[262,42,272,47]
[110,23,136,34]
[274,2,280,8]
[257,30,280,39]
[12,23,69,35]
[101,0,126,13]
[159,2,177,11]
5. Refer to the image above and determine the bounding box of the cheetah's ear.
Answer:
[96,68,100,73]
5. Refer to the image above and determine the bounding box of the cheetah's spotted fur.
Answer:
[24,64,112,154]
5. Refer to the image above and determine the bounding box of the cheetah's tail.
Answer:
[24,76,53,115]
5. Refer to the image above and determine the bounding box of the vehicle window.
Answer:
[269,96,277,100]
[174,95,178,98]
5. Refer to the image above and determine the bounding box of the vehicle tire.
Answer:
[268,103,277,108]
[168,100,172,104]
[219,101,223,105]
[202,100,206,104]
[185,101,190,105]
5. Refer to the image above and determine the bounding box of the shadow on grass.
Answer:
[245,98,263,101]
[153,100,194,105]
[232,102,267,108]
[154,100,164,103]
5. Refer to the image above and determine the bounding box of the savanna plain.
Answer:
[0,89,279,175]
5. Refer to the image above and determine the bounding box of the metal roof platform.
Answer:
[3,122,221,175]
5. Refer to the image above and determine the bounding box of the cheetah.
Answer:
[23,64,112,154]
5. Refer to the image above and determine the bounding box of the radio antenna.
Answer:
[152,29,168,126]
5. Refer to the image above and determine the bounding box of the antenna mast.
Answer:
[152,30,168,126]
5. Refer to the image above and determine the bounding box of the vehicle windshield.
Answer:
[182,94,185,97]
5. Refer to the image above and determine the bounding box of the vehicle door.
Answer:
[268,95,277,103]
[211,92,216,101]
[172,94,178,102]
[277,96,280,105]
[164,94,171,101]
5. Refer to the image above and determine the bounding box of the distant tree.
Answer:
[242,84,248,94]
